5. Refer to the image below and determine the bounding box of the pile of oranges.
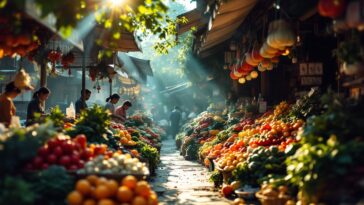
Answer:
[67,175,158,205]
[119,130,137,146]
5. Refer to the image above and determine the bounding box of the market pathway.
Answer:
[149,137,231,205]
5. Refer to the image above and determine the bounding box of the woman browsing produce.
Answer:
[26,87,50,126]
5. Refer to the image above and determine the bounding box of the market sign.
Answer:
[299,63,323,86]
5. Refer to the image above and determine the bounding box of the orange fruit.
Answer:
[95,185,110,199]
[135,181,151,198]
[67,191,83,205]
[76,179,92,195]
[97,199,115,205]
[96,177,108,186]
[221,185,234,197]
[106,180,119,195]
[116,186,133,202]
[122,176,137,190]
[121,137,128,144]
[86,175,98,186]
[83,199,97,205]
[147,193,158,205]
[132,196,147,205]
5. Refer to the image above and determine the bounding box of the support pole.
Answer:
[40,62,47,87]
[82,48,86,96]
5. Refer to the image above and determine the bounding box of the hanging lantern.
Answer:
[267,63,274,71]
[238,78,246,84]
[89,67,98,81]
[61,52,75,75]
[230,71,239,80]
[233,69,243,78]
[258,64,266,72]
[282,48,290,56]
[246,75,252,81]
[47,50,62,73]
[250,70,259,79]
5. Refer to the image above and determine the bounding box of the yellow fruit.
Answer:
[147,193,158,205]
[132,196,147,205]
[122,176,138,190]
[95,185,110,199]
[83,199,96,205]
[67,191,83,205]
[98,199,115,205]
[116,186,134,203]
[135,181,151,198]
[76,179,92,195]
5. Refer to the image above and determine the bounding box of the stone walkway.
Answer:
[149,138,231,205]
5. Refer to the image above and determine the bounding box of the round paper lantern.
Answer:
[240,63,253,72]
[233,69,243,77]
[246,75,252,81]
[252,50,264,62]
[250,71,259,79]
[245,53,259,66]
[282,48,290,56]
[238,78,246,84]
[271,57,279,63]
[258,64,266,72]
[230,71,239,80]
[267,63,274,71]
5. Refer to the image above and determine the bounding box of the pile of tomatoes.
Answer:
[67,175,158,205]
[25,134,112,171]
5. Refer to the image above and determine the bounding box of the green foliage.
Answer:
[0,123,57,176]
[209,170,223,187]
[29,166,75,204]
[0,176,36,205]
[46,106,65,129]
[68,105,111,140]
[140,143,159,170]
[333,32,363,64]
[286,89,322,121]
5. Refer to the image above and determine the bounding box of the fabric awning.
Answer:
[198,0,258,53]
[177,9,207,35]
[117,53,153,84]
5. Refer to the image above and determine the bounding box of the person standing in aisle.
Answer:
[0,82,22,127]
[75,89,91,115]
[115,101,132,122]
[26,87,51,126]
[105,93,120,114]
[169,106,181,139]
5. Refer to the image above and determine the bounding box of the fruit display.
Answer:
[78,153,150,176]
[67,175,158,205]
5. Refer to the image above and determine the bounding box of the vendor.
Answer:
[105,93,120,114]
[26,87,50,126]
[115,101,132,122]
[75,89,91,115]
[0,82,21,127]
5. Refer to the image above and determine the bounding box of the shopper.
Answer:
[0,82,21,127]
[105,93,120,114]
[115,101,132,122]
[169,106,181,138]
[26,87,50,126]
[75,89,91,115]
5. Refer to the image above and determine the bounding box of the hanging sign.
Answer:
[299,63,323,86]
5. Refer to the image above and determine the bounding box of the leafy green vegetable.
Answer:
[0,176,36,205]
[0,123,57,176]
[46,106,65,129]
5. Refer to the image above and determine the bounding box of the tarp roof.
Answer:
[177,9,207,35]
[199,0,258,52]
[117,53,153,84]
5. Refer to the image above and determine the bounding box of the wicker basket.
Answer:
[256,191,289,205]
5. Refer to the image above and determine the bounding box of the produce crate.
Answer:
[255,191,289,205]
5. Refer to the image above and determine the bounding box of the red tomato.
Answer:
[62,141,74,154]
[71,152,80,164]
[80,149,93,160]
[69,165,78,171]
[74,135,87,148]
[32,156,44,169]
[47,138,58,149]
[41,163,49,170]
[318,0,346,18]
[59,156,71,166]
[47,154,57,164]
[77,160,85,169]
[37,146,49,156]
[53,146,63,157]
